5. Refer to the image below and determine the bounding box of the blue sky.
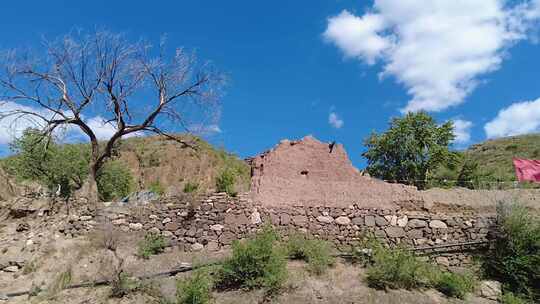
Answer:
[0,1,539,167]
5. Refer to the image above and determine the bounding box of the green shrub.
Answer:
[435,272,476,299]
[216,168,237,196]
[365,245,433,290]
[217,226,287,293]
[137,233,166,259]
[183,181,199,193]
[97,160,134,201]
[502,292,531,304]
[484,203,540,301]
[149,180,165,196]
[285,234,335,275]
[176,270,212,304]
[362,239,475,299]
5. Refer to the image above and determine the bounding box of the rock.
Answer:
[352,217,363,225]
[385,227,406,238]
[149,227,160,234]
[112,218,127,226]
[15,222,30,232]
[335,216,351,225]
[385,215,398,226]
[375,216,389,226]
[162,231,174,237]
[280,213,291,225]
[317,216,333,224]
[210,224,225,232]
[3,265,18,272]
[207,241,219,251]
[435,256,450,267]
[250,210,262,225]
[407,229,423,239]
[407,219,427,228]
[128,223,143,230]
[149,214,158,220]
[219,232,236,245]
[0,293,7,301]
[374,229,387,238]
[162,218,172,224]
[397,216,408,227]
[25,239,34,246]
[293,215,308,226]
[122,190,159,204]
[191,243,204,252]
[79,215,93,221]
[9,197,49,218]
[364,215,375,227]
[479,280,501,301]
[429,220,448,229]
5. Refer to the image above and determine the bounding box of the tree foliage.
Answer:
[3,128,133,200]
[3,129,89,197]
[362,112,458,189]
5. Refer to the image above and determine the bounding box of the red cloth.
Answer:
[513,158,540,183]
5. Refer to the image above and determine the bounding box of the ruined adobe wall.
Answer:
[249,136,421,208]
[62,192,497,268]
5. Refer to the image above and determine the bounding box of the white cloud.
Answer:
[0,102,135,144]
[485,98,540,138]
[187,124,222,136]
[452,119,473,144]
[324,1,540,113]
[328,112,344,129]
[0,101,49,144]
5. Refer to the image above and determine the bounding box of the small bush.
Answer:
[149,180,165,196]
[176,270,213,304]
[97,160,134,201]
[217,226,287,293]
[435,272,476,299]
[502,292,531,304]
[183,181,199,193]
[216,168,237,196]
[285,234,335,275]
[362,239,475,299]
[22,260,38,275]
[137,233,166,259]
[484,203,540,301]
[365,245,432,290]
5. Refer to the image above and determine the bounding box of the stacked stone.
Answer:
[60,192,496,267]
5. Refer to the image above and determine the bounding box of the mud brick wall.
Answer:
[62,192,497,267]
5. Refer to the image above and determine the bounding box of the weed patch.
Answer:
[285,233,335,275]
[176,270,213,304]
[216,226,287,294]
[138,232,166,259]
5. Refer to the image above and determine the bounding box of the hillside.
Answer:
[0,135,251,199]
[464,133,540,182]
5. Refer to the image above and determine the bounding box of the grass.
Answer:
[484,202,540,301]
[47,268,72,297]
[149,180,165,196]
[137,232,166,259]
[183,181,199,193]
[22,260,38,275]
[285,233,335,275]
[176,270,213,304]
[501,292,532,304]
[216,226,287,294]
[216,168,238,196]
[360,239,476,299]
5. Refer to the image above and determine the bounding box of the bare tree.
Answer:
[0,30,225,201]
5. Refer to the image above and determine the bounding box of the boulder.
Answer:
[375,216,389,226]
[385,227,406,238]
[317,216,333,224]
[408,219,427,228]
[191,243,204,252]
[429,220,448,229]
[479,280,501,301]
[364,215,376,227]
[335,216,351,225]
[250,210,262,225]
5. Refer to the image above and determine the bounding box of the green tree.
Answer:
[363,112,458,189]
[96,161,134,201]
[4,129,90,197]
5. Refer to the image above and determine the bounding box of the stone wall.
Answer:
[62,192,497,267]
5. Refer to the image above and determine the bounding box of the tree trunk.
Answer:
[79,165,99,203]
